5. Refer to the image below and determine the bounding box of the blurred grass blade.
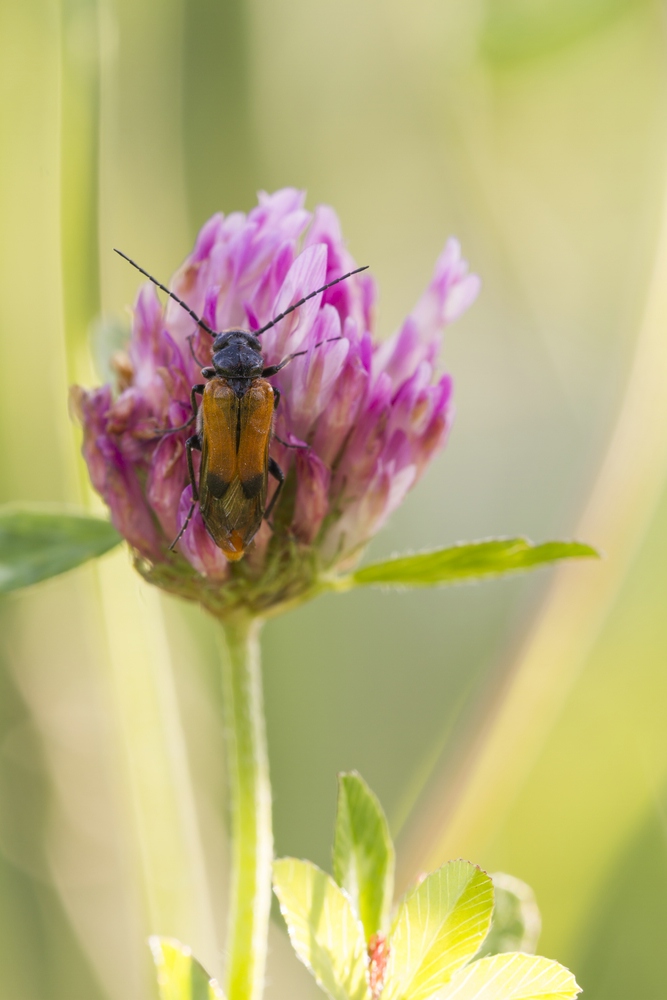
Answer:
[0,504,121,593]
[272,858,371,1000]
[338,540,598,590]
[383,861,493,1000]
[149,937,225,1000]
[477,874,541,959]
[480,0,642,64]
[439,954,580,1000]
[333,771,395,939]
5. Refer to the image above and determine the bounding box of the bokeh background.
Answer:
[2,0,667,996]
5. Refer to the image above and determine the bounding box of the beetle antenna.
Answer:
[254,265,369,336]
[114,248,218,338]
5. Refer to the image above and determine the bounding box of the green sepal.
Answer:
[148,937,225,1000]
[272,857,371,1000]
[0,504,121,593]
[333,771,395,939]
[334,538,598,590]
[382,861,494,1000]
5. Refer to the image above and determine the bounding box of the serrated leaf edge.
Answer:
[382,860,495,1000]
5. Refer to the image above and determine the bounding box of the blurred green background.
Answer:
[2,0,667,996]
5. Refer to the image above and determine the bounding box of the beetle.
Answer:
[115,248,368,560]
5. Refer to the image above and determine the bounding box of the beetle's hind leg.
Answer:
[168,435,202,551]
[264,457,285,523]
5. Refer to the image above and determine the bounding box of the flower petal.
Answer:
[293,449,331,544]
[176,487,229,580]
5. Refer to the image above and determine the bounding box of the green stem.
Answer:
[219,615,272,1000]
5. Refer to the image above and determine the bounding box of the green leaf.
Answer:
[0,504,121,593]
[273,857,371,1000]
[382,861,493,1000]
[478,873,541,959]
[339,539,598,590]
[333,771,395,940]
[437,953,580,1000]
[149,937,225,1000]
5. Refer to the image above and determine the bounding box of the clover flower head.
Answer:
[73,189,479,617]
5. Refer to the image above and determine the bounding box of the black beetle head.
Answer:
[211,329,264,378]
[212,330,261,352]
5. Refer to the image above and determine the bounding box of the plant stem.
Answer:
[219,614,272,1000]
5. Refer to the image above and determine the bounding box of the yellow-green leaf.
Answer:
[0,504,121,593]
[273,857,371,1000]
[382,861,493,1000]
[437,953,580,1000]
[333,771,395,939]
[149,937,224,1000]
[343,540,598,590]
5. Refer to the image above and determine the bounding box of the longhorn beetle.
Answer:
[115,248,368,561]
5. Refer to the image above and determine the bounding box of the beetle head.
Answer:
[212,330,264,378]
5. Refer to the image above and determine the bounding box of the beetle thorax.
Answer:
[211,330,264,380]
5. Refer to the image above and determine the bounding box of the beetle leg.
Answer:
[273,433,308,450]
[168,435,202,551]
[264,457,285,522]
[263,353,300,377]
[153,384,205,439]
[185,434,202,501]
[269,392,309,449]
[262,336,342,377]
[189,385,205,425]
[153,416,194,438]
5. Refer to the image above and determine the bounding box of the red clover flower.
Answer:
[73,189,479,617]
